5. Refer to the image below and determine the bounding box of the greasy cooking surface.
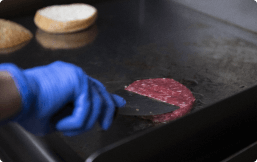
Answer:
[1,0,257,159]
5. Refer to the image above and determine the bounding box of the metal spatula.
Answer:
[115,90,179,116]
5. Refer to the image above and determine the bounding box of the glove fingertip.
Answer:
[56,118,70,131]
[101,120,112,130]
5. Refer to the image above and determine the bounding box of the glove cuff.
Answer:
[0,63,33,122]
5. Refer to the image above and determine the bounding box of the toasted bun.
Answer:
[0,19,33,49]
[34,3,97,33]
[35,24,98,49]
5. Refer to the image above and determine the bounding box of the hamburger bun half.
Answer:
[34,3,97,34]
[0,19,33,49]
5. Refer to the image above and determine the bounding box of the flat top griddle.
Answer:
[1,0,257,161]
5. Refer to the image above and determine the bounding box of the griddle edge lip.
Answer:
[86,84,257,162]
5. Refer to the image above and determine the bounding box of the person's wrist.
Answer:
[0,64,34,120]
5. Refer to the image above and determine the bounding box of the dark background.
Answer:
[0,0,119,19]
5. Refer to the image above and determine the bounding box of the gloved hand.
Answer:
[0,61,126,136]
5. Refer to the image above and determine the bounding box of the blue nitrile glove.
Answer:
[0,61,126,136]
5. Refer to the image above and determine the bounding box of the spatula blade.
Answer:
[115,90,180,116]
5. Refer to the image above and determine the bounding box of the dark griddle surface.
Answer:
[1,0,257,160]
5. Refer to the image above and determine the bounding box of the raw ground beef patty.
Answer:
[125,78,195,123]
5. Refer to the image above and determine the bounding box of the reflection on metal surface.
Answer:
[187,36,257,63]
[184,36,257,84]
[0,40,30,55]
[35,24,98,50]
[172,0,257,33]
[0,122,62,162]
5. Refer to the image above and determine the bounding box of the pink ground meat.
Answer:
[125,78,195,123]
